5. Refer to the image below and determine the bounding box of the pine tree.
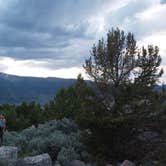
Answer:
[84,28,163,111]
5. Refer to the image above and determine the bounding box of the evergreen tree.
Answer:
[84,28,163,111]
[46,74,94,120]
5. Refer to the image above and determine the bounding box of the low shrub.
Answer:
[3,118,87,164]
[57,147,80,166]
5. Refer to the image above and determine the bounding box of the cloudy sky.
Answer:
[0,0,165,81]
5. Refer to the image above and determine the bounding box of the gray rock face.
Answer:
[138,130,160,142]
[0,146,17,161]
[70,160,86,166]
[54,161,61,166]
[22,153,52,166]
[123,105,133,114]
[120,160,135,166]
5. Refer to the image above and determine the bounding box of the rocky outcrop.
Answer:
[0,146,53,166]
[70,160,86,166]
[138,130,160,142]
[0,146,137,166]
[0,146,18,161]
[120,160,135,166]
[18,153,52,166]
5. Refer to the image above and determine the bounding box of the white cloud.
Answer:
[0,0,165,82]
[85,0,135,38]
[0,57,87,79]
[139,31,166,63]
[135,4,166,21]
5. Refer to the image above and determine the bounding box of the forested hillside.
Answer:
[0,73,75,104]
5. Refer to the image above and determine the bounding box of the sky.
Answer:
[0,0,165,81]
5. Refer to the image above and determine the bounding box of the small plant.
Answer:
[0,159,8,166]
[57,147,80,166]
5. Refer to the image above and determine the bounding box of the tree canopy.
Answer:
[84,28,163,111]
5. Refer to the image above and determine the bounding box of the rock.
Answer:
[152,161,159,165]
[123,105,133,114]
[137,99,151,106]
[22,153,52,166]
[0,146,17,161]
[15,160,27,166]
[54,164,61,166]
[70,160,86,166]
[54,161,61,166]
[120,160,135,166]
[138,130,160,142]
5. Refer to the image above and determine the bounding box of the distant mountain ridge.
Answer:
[0,73,164,105]
[0,73,76,105]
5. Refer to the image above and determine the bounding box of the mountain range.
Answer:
[0,73,165,105]
[0,73,75,105]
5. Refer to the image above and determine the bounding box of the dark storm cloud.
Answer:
[160,0,166,4]
[0,0,108,61]
[105,0,166,41]
[0,0,165,71]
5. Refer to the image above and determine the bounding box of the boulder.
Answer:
[70,160,86,166]
[15,160,27,166]
[138,130,160,142]
[120,160,135,166]
[123,105,133,114]
[54,161,61,166]
[21,153,52,166]
[0,146,17,161]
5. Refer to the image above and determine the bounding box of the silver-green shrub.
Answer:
[0,158,8,166]
[3,118,87,164]
[57,147,80,166]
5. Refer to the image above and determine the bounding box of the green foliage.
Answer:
[57,147,80,166]
[46,74,95,122]
[0,74,95,132]
[0,159,8,166]
[79,28,165,164]
[84,28,163,111]
[3,118,86,164]
[16,101,43,124]
[51,86,80,119]
[0,101,44,131]
[56,118,78,134]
